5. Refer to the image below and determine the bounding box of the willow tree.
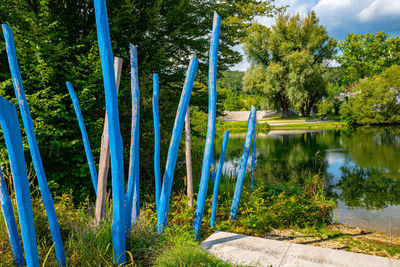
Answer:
[243,12,336,117]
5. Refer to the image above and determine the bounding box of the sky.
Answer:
[232,0,400,71]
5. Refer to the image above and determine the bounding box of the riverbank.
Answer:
[269,224,400,259]
[216,119,347,131]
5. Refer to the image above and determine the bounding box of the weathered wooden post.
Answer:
[95,57,123,225]
[250,127,256,192]
[66,82,98,193]
[185,110,194,207]
[157,57,198,233]
[0,97,39,267]
[92,0,126,264]
[0,168,25,266]
[153,73,161,210]
[193,12,221,238]
[2,24,66,266]
[230,106,257,220]
[126,44,140,236]
[210,130,230,227]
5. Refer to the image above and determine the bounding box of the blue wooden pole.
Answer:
[0,168,25,266]
[92,0,126,264]
[66,82,98,193]
[210,130,229,227]
[193,12,221,238]
[125,44,140,236]
[250,126,256,192]
[157,57,198,232]
[2,24,66,266]
[210,148,216,183]
[230,106,257,220]
[153,73,161,211]
[0,97,39,267]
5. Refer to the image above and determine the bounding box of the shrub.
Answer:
[341,65,400,125]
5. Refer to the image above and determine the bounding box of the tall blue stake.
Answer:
[210,131,229,227]
[157,57,198,232]
[193,12,221,238]
[250,126,256,192]
[0,168,25,266]
[66,82,98,193]
[230,106,257,220]
[93,0,126,264]
[153,73,161,211]
[2,24,66,266]
[125,44,140,236]
[0,97,39,267]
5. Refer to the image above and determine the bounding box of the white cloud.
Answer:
[313,0,354,10]
[312,0,369,37]
[358,0,400,23]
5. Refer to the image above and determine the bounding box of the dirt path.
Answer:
[259,119,332,126]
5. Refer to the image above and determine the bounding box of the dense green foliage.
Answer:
[216,70,263,111]
[0,0,282,201]
[218,70,244,93]
[340,65,400,125]
[242,12,336,117]
[337,32,400,87]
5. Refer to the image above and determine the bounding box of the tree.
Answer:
[340,65,400,125]
[243,12,336,117]
[0,0,282,201]
[337,32,400,87]
[218,70,244,93]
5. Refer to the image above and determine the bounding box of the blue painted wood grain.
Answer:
[251,126,256,192]
[229,106,257,220]
[193,12,221,238]
[2,24,66,266]
[153,73,161,212]
[125,44,140,236]
[0,168,25,266]
[0,97,39,267]
[66,82,98,193]
[157,57,198,233]
[92,0,126,264]
[210,130,229,227]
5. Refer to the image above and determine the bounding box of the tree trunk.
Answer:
[95,57,122,226]
[281,98,289,118]
[185,110,193,207]
[305,97,316,117]
[300,105,306,117]
[305,104,312,117]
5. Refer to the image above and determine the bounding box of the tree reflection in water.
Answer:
[213,127,400,211]
[337,167,400,210]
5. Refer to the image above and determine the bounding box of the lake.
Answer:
[213,127,400,235]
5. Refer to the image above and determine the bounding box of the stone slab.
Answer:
[202,231,400,267]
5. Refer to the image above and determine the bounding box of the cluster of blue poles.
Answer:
[0,0,258,265]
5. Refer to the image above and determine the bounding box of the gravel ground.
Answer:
[266,224,400,259]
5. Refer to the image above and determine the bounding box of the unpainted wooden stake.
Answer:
[185,109,194,207]
[95,57,123,225]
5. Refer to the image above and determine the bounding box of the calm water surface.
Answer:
[213,127,400,235]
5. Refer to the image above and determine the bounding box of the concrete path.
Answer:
[202,231,400,267]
